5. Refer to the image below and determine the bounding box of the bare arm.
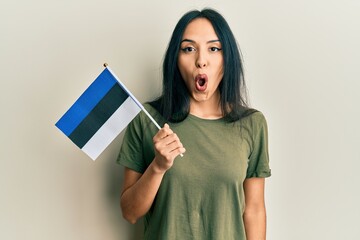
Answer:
[243,177,267,240]
[120,124,186,224]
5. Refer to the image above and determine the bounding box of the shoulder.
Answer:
[238,110,268,141]
[122,103,162,147]
[240,109,267,127]
[143,103,164,120]
[143,103,159,115]
[248,111,267,124]
[138,103,166,128]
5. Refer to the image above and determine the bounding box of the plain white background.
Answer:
[1,0,359,239]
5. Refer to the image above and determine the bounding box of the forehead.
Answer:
[182,18,219,40]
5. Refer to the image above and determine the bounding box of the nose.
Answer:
[196,50,207,68]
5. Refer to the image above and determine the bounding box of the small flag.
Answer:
[55,67,142,160]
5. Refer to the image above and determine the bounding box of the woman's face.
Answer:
[178,18,224,104]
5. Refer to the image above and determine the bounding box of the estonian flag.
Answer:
[56,66,146,160]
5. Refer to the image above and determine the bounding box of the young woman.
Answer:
[117,8,271,240]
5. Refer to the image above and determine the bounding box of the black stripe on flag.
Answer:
[69,83,128,148]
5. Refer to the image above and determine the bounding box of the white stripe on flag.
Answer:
[81,97,141,160]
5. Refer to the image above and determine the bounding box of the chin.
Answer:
[191,93,209,102]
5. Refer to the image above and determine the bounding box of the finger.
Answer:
[169,146,186,159]
[153,124,173,142]
[165,137,183,150]
[154,135,181,155]
[162,124,173,136]
[164,133,181,146]
[154,132,183,150]
[157,145,184,161]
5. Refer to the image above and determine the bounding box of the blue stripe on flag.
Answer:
[55,68,117,136]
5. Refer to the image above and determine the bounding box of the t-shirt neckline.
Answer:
[187,113,225,122]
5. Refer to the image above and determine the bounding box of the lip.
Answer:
[195,74,208,92]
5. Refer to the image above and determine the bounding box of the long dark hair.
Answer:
[149,8,255,122]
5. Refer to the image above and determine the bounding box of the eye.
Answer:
[210,47,222,52]
[181,47,196,52]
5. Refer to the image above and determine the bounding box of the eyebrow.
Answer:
[181,39,220,44]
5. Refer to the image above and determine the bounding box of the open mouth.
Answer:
[198,78,206,86]
[195,74,208,91]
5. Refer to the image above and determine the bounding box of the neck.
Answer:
[189,93,223,119]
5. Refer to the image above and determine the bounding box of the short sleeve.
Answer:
[246,112,272,178]
[116,113,147,173]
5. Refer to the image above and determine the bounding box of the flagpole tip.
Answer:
[103,63,108,68]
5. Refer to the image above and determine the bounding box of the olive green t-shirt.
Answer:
[117,104,271,240]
